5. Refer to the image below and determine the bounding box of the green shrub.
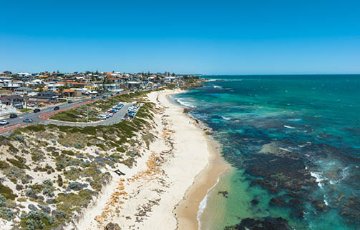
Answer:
[0,160,10,169]
[21,125,46,133]
[56,189,95,214]
[3,166,30,184]
[20,210,54,230]
[0,194,15,220]
[0,183,16,200]
[7,156,29,169]
[57,175,63,187]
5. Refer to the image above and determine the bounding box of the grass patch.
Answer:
[19,125,47,133]
[19,108,32,113]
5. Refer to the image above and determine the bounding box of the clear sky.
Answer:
[0,0,359,74]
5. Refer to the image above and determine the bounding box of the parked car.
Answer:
[23,118,33,123]
[67,100,73,104]
[9,113,18,119]
[128,111,136,118]
[108,109,117,113]
[33,108,41,113]
[14,104,23,109]
[97,114,107,120]
[0,120,9,126]
[54,106,60,111]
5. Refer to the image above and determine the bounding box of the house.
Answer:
[0,95,24,106]
[126,81,142,90]
[14,87,33,95]
[102,84,123,93]
[17,72,31,78]
[61,89,82,97]
[46,82,65,92]
[164,76,177,83]
[29,79,44,86]
[35,91,59,102]
[0,80,21,91]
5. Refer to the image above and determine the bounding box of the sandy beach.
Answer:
[72,89,230,230]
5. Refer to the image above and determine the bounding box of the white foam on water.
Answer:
[340,166,350,180]
[279,147,292,152]
[284,125,296,129]
[221,116,231,121]
[288,118,302,122]
[197,177,221,230]
[223,79,243,82]
[310,171,325,189]
[324,198,329,206]
[175,98,196,108]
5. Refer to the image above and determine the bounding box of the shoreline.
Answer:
[171,96,231,230]
[70,89,230,230]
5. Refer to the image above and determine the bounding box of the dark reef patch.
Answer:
[224,217,291,230]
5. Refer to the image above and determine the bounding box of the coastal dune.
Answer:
[74,89,229,230]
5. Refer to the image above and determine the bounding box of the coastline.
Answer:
[174,134,230,230]
[172,96,231,230]
[71,89,230,230]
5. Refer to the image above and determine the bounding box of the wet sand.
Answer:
[174,113,231,230]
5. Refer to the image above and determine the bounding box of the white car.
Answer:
[97,114,108,120]
[0,120,9,126]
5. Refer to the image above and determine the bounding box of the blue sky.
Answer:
[0,0,359,74]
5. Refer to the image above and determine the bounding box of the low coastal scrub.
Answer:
[20,210,55,230]
[0,194,16,220]
[0,91,157,229]
[0,184,17,200]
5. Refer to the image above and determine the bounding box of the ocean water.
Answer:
[174,75,360,230]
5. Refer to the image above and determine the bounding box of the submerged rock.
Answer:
[251,198,259,206]
[218,190,229,198]
[225,217,291,230]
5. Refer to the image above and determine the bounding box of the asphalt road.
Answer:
[0,91,130,134]
[0,98,92,127]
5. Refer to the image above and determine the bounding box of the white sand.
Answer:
[72,89,218,230]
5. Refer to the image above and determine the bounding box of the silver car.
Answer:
[0,120,9,126]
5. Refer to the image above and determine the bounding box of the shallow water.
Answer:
[175,75,360,230]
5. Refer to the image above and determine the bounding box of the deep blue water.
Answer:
[175,75,360,230]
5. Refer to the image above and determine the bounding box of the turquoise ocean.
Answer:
[174,75,360,230]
